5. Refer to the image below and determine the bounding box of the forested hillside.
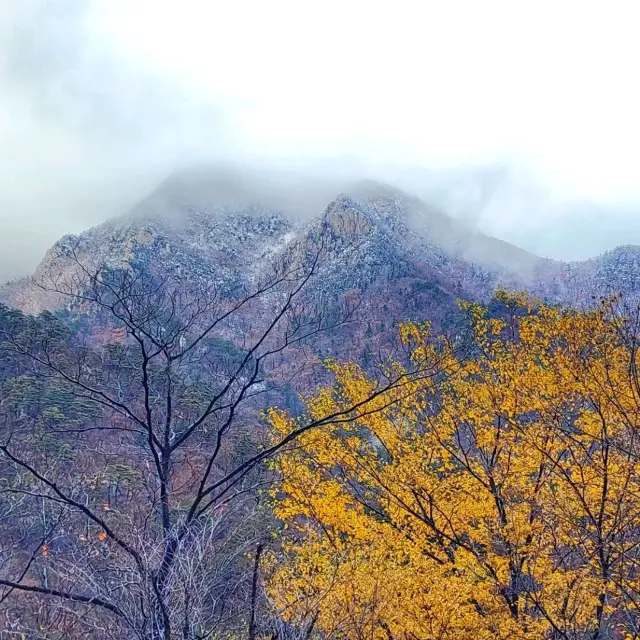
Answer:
[1,177,640,639]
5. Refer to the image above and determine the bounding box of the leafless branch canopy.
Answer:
[0,234,451,639]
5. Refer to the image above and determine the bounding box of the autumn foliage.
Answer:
[267,293,640,639]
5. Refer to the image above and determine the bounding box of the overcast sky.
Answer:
[1,0,640,281]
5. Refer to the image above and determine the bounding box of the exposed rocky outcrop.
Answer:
[2,174,639,324]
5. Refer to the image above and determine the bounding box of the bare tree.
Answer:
[0,238,449,639]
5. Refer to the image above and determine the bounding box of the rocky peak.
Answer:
[2,173,640,319]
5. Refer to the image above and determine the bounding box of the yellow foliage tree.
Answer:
[266,293,640,640]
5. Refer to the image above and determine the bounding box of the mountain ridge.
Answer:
[2,174,639,319]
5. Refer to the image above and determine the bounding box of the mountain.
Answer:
[2,172,640,324]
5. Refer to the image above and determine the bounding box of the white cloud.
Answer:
[1,0,639,279]
[87,0,640,197]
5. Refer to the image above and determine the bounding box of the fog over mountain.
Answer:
[1,1,640,282]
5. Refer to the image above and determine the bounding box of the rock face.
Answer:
[2,173,639,322]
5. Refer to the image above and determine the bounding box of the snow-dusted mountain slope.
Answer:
[1,173,639,320]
